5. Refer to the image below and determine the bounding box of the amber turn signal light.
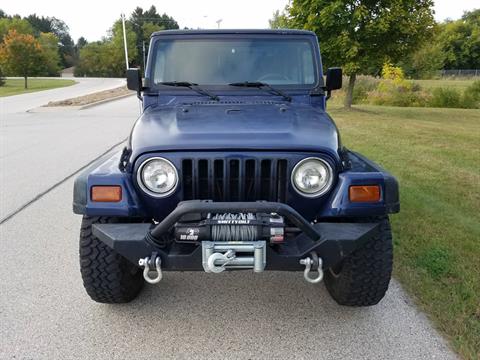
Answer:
[91,186,122,202]
[349,185,381,203]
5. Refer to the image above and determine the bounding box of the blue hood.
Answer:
[129,101,340,162]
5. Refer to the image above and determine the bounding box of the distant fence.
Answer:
[439,69,480,78]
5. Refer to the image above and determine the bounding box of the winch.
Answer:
[136,211,323,279]
[174,212,283,273]
[174,212,285,244]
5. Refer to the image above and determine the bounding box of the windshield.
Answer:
[151,38,317,86]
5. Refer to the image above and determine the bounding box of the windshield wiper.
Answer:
[158,81,219,101]
[228,81,292,102]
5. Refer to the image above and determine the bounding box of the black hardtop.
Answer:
[151,29,316,37]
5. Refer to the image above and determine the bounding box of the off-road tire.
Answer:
[79,216,144,303]
[324,217,393,306]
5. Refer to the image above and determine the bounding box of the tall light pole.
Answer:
[216,19,223,29]
[142,41,146,71]
[121,13,129,70]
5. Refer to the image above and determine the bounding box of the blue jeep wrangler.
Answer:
[73,29,399,306]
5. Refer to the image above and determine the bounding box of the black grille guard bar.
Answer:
[148,200,321,243]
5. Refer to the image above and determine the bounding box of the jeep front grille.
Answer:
[181,158,288,202]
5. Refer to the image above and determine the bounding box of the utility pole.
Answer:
[142,41,146,72]
[121,13,129,70]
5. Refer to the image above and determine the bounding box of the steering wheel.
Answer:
[258,73,291,82]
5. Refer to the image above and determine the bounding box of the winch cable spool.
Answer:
[211,213,258,242]
[174,212,285,243]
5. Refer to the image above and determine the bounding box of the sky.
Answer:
[2,0,478,42]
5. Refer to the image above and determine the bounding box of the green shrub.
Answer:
[461,80,480,109]
[429,88,463,108]
[367,79,431,107]
[333,75,479,109]
[365,63,431,107]
[427,82,480,109]
[352,76,379,104]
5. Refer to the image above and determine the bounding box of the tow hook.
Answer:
[300,252,323,284]
[138,252,162,284]
[202,241,266,273]
[207,249,236,273]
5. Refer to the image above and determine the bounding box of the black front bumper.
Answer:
[92,201,380,271]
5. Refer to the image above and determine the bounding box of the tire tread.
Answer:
[79,216,144,303]
[324,217,393,306]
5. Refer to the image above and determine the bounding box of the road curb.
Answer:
[27,92,135,113]
[79,92,135,109]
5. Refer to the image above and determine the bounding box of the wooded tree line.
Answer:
[270,2,479,107]
[1,2,477,96]
[74,6,179,77]
[0,11,76,69]
[0,10,78,87]
[0,6,179,84]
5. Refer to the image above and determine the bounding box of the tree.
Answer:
[283,0,435,108]
[109,19,138,73]
[25,14,75,68]
[75,9,179,77]
[76,37,88,49]
[269,9,290,29]
[129,6,179,69]
[0,16,33,41]
[73,36,88,65]
[0,29,43,88]
[38,32,61,76]
[74,41,110,77]
[401,41,445,79]
[75,19,138,77]
[437,9,480,70]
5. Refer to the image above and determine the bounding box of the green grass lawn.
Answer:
[329,104,480,359]
[0,78,76,97]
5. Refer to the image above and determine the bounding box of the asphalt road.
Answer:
[1,77,125,114]
[0,86,457,359]
[0,80,137,221]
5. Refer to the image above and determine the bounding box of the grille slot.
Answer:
[181,158,288,202]
[182,159,194,199]
[229,159,240,201]
[198,160,209,199]
[213,160,224,201]
[260,160,271,200]
[277,160,288,202]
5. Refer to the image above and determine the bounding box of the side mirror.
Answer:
[326,67,342,91]
[126,68,142,96]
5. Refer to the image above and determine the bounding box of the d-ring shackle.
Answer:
[138,256,162,284]
[299,255,323,284]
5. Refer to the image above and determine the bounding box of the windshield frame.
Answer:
[145,33,323,93]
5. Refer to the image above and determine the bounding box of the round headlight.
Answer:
[137,157,178,197]
[292,157,333,197]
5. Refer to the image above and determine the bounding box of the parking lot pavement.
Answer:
[0,177,457,359]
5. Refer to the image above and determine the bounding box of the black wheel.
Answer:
[79,216,144,303]
[324,217,393,306]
